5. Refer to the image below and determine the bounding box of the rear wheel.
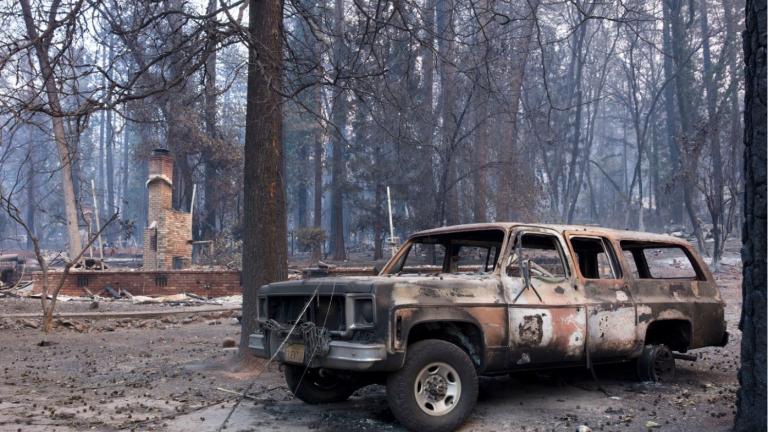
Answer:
[636,344,676,382]
[284,365,357,404]
[386,339,478,432]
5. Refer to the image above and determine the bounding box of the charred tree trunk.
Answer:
[329,0,347,260]
[19,0,83,261]
[313,131,323,228]
[98,43,107,213]
[699,0,724,267]
[668,0,706,251]
[723,0,744,247]
[564,21,587,223]
[121,111,130,244]
[734,0,767,428]
[25,127,37,250]
[650,111,662,227]
[662,0,684,225]
[413,0,437,229]
[103,38,116,243]
[437,0,459,226]
[240,0,287,355]
[329,105,347,260]
[472,102,488,223]
[105,115,115,240]
[497,0,538,221]
[202,0,219,241]
[297,143,309,229]
[373,180,383,261]
[312,62,324,261]
[98,96,106,214]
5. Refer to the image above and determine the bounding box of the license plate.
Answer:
[283,344,305,364]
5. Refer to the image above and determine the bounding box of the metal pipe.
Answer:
[673,352,698,361]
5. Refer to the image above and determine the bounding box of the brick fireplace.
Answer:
[29,150,242,298]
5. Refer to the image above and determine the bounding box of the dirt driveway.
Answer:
[0,262,741,432]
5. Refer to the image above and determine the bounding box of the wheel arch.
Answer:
[643,319,692,352]
[404,318,485,369]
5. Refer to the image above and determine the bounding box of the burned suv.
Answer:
[249,223,728,432]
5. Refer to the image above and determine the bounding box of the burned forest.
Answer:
[0,0,764,431]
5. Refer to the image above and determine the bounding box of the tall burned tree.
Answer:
[18,0,83,261]
[329,0,347,260]
[734,0,766,429]
[661,0,684,225]
[240,0,288,353]
[202,0,219,241]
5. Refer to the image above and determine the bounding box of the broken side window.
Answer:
[507,233,568,280]
[569,236,621,279]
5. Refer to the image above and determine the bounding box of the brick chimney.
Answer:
[147,148,173,225]
[143,149,192,271]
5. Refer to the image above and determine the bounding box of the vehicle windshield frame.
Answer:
[381,228,509,276]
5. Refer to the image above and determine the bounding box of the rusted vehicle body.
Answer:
[249,223,728,432]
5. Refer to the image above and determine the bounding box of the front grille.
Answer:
[266,295,346,332]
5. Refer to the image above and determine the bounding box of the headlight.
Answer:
[353,298,375,326]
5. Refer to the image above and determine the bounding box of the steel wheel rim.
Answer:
[413,362,461,416]
[305,368,340,390]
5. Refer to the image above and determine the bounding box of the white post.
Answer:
[387,186,395,256]
[190,183,197,215]
[90,179,104,262]
[87,212,94,260]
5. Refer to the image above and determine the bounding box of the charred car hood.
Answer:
[259,276,384,295]
[259,274,497,296]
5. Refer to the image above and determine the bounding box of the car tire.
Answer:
[386,339,478,432]
[636,344,676,382]
[284,365,357,404]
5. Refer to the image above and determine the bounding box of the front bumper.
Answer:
[248,332,387,370]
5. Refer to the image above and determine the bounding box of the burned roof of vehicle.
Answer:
[409,222,691,245]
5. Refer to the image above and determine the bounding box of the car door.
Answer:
[501,227,587,367]
[564,233,638,359]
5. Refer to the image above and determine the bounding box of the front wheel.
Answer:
[284,365,357,404]
[386,340,478,432]
[636,344,676,382]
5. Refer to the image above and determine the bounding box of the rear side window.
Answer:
[620,241,701,280]
[642,247,698,278]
